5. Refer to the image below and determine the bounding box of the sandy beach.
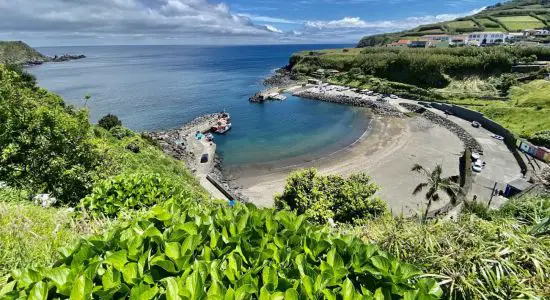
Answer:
[227,115,464,216]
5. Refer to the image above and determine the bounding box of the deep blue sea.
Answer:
[30,45,370,167]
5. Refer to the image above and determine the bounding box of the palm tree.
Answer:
[411,164,461,223]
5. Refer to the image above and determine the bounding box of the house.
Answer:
[312,69,325,77]
[506,32,525,43]
[389,39,411,47]
[308,78,322,85]
[408,40,431,48]
[534,29,550,36]
[467,32,506,45]
[422,35,450,42]
[449,35,467,47]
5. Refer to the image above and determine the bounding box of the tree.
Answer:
[0,65,102,204]
[275,168,387,224]
[411,164,461,223]
[98,114,122,131]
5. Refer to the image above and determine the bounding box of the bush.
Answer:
[0,65,103,204]
[98,114,122,131]
[81,173,177,217]
[530,130,550,148]
[274,168,387,224]
[109,126,135,140]
[2,199,441,299]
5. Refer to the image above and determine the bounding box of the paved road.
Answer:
[392,98,522,206]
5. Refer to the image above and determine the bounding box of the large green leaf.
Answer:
[163,277,180,300]
[105,250,128,271]
[28,282,48,300]
[70,274,92,300]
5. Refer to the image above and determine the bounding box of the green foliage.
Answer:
[292,46,550,88]
[91,127,206,200]
[98,114,122,131]
[530,129,550,147]
[2,199,440,299]
[0,202,108,278]
[360,194,550,298]
[0,65,103,204]
[109,125,135,140]
[411,164,461,222]
[0,41,47,65]
[81,173,179,217]
[274,168,387,224]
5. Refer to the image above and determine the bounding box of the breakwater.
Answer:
[146,113,249,202]
[399,103,483,153]
[293,89,404,118]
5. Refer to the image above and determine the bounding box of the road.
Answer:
[391,98,522,207]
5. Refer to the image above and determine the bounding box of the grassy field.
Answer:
[445,20,478,29]
[496,16,546,30]
[448,80,550,138]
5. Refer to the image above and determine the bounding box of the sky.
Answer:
[0,0,497,46]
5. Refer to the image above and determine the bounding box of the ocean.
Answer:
[30,45,370,167]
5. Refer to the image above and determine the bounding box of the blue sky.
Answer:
[0,0,496,46]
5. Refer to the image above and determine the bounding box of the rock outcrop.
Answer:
[293,90,404,118]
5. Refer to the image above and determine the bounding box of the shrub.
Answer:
[109,126,135,140]
[274,168,387,224]
[98,114,122,131]
[530,130,550,148]
[0,65,102,204]
[81,173,177,217]
[2,199,441,299]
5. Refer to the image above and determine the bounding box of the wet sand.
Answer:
[226,115,464,216]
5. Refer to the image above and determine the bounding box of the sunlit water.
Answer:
[31,44,370,166]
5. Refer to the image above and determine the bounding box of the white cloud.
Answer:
[264,25,283,33]
[304,7,485,31]
[0,0,277,38]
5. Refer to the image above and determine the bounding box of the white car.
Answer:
[390,94,398,99]
[491,134,504,141]
[472,160,483,172]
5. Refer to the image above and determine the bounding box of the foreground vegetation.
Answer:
[1,44,550,298]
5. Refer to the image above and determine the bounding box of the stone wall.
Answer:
[399,102,483,153]
[428,102,528,173]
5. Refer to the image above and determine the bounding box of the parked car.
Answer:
[491,134,504,141]
[471,152,480,161]
[472,160,483,172]
[200,153,209,163]
[390,94,398,99]
[471,121,481,128]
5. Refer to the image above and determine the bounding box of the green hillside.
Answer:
[358,0,550,47]
[0,41,47,65]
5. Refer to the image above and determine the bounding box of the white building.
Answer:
[467,32,506,45]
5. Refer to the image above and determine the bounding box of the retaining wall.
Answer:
[428,103,528,173]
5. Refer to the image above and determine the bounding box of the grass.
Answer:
[92,127,208,200]
[353,194,550,299]
[0,202,109,279]
[444,79,550,138]
[496,16,546,30]
[445,20,478,29]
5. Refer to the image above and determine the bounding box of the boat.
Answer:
[213,112,232,134]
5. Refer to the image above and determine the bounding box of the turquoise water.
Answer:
[30,45,369,166]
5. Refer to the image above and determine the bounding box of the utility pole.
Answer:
[488,182,498,208]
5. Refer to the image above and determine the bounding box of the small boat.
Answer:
[216,123,232,134]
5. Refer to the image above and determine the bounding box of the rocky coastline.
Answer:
[25,54,86,66]
[145,114,249,202]
[293,89,404,118]
[262,68,297,87]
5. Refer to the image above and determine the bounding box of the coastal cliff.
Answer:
[0,41,85,65]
